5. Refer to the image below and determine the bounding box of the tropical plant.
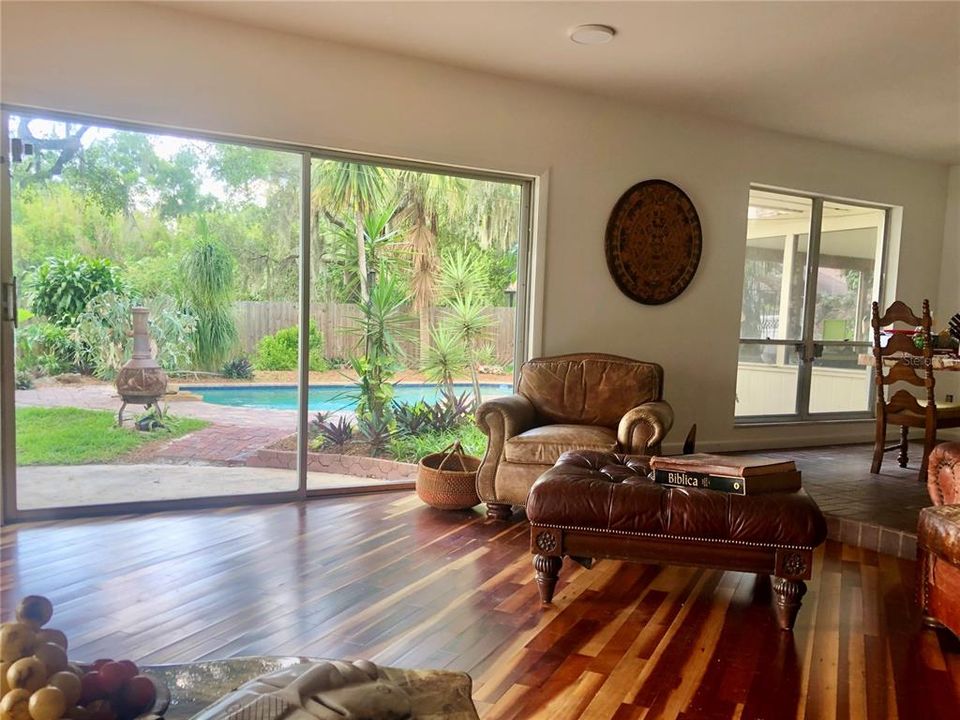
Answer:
[445,293,495,408]
[356,414,397,458]
[312,161,389,302]
[254,322,326,371]
[322,204,404,303]
[221,356,254,379]
[396,171,467,365]
[437,248,490,306]
[181,238,238,370]
[421,323,469,402]
[346,272,412,423]
[392,401,431,436]
[312,415,355,451]
[15,322,77,376]
[15,371,34,390]
[28,255,125,327]
[388,423,487,464]
[72,292,196,379]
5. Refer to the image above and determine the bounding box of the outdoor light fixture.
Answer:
[569,24,616,45]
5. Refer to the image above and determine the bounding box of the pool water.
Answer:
[181,383,512,412]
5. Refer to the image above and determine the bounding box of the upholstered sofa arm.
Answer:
[475,394,538,503]
[617,401,674,455]
[928,442,960,506]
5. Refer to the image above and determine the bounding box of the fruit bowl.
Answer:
[74,667,169,720]
[2,596,168,720]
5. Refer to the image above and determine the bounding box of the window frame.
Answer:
[0,104,537,523]
[735,185,893,425]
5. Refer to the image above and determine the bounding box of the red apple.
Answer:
[115,661,138,681]
[121,676,155,716]
[92,659,113,671]
[80,671,107,704]
[97,663,127,694]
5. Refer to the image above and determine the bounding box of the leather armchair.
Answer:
[918,441,960,637]
[476,353,673,519]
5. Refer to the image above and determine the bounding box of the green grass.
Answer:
[389,423,487,463]
[15,407,209,465]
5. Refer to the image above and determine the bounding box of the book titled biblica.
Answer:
[649,453,801,496]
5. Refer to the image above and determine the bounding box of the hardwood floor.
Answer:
[2,491,959,719]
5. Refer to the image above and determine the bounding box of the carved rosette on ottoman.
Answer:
[527,451,827,631]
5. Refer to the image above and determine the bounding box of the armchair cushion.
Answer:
[503,424,617,466]
[518,353,663,427]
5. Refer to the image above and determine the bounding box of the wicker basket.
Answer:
[417,441,481,510]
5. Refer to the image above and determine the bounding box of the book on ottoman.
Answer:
[649,453,800,495]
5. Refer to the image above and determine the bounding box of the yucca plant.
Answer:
[422,323,469,403]
[445,292,495,409]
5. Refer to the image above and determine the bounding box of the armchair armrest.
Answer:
[476,394,537,504]
[617,401,674,455]
[476,394,537,442]
[928,442,960,506]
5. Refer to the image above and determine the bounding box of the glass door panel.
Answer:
[814,202,885,343]
[736,190,886,421]
[6,112,302,512]
[735,343,801,417]
[304,158,521,491]
[808,345,873,414]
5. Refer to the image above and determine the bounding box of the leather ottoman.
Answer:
[526,451,827,630]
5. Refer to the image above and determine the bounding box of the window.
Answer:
[735,188,888,421]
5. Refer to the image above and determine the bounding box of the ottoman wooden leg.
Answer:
[773,577,807,630]
[486,503,513,521]
[534,555,563,604]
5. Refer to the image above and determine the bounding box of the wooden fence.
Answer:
[234,301,515,362]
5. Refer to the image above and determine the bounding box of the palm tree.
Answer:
[396,171,466,366]
[312,161,389,302]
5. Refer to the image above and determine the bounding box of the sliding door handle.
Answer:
[2,277,17,327]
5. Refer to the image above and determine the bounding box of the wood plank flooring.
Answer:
[2,492,959,719]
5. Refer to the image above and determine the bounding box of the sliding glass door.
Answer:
[735,188,888,422]
[0,106,532,522]
[1,110,303,514]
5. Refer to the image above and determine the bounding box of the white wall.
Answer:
[1,1,953,451]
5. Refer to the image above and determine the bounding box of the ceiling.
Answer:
[164,1,960,164]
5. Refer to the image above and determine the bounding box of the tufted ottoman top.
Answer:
[526,451,827,549]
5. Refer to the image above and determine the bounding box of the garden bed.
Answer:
[248,442,418,480]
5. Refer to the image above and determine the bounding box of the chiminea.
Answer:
[115,307,168,426]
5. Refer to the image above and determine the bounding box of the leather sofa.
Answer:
[918,441,960,637]
[475,353,673,519]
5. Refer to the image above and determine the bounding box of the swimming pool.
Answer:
[181,383,512,412]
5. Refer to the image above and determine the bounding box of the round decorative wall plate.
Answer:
[605,179,702,305]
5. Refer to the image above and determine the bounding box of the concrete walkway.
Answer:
[17,464,412,510]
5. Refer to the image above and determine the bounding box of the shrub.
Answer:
[222,356,253,379]
[254,322,326,371]
[16,322,77,376]
[394,392,473,435]
[73,292,196,380]
[29,255,124,327]
[389,424,487,463]
[15,371,34,390]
